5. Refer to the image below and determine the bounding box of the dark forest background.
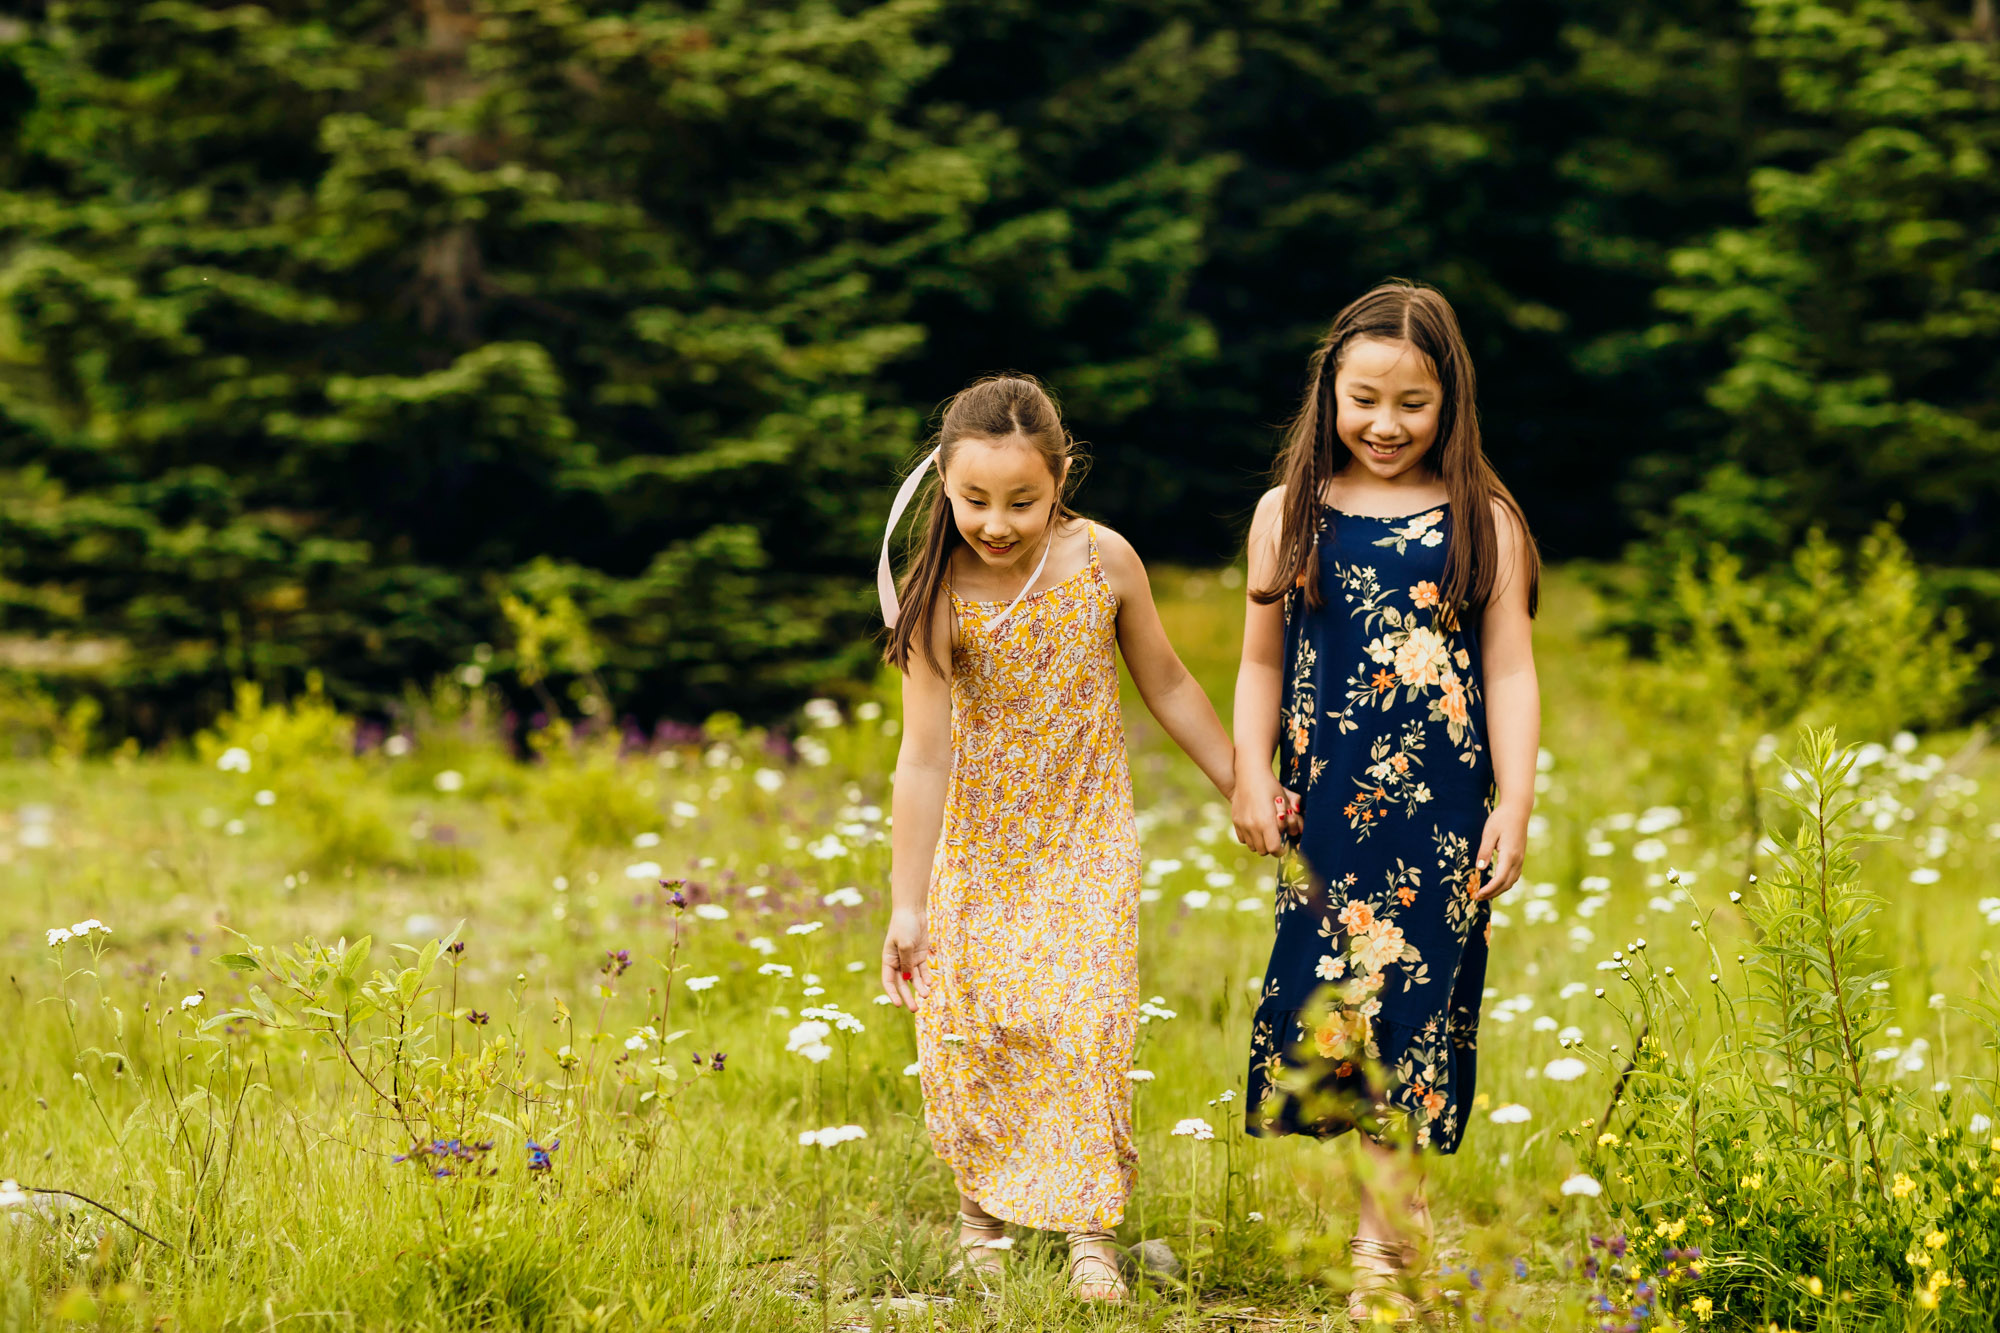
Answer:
[0,0,1995,737]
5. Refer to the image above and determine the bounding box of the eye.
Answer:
[1011,501,1033,510]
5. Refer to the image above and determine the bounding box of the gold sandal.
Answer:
[1347,1235,1419,1323]
[949,1210,1011,1284]
[1066,1230,1129,1302]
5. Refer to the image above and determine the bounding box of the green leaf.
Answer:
[340,937,373,980]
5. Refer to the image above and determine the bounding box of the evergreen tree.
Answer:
[1647,0,2000,563]
[0,0,989,735]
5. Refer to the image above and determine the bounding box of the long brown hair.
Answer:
[1253,280,1540,617]
[883,374,1084,675]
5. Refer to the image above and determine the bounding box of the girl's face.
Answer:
[1331,336,1443,482]
[943,434,1066,570]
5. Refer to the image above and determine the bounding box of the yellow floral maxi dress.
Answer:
[915,527,1142,1231]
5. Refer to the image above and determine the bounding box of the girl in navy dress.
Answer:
[1230,282,1541,1320]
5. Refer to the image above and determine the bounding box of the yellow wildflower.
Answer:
[1925,1230,1947,1249]
[1740,1173,1763,1190]
[1691,1295,1713,1323]
[1907,1248,1931,1269]
[1806,1277,1823,1296]
[1598,1132,1620,1147]
[1892,1172,1915,1199]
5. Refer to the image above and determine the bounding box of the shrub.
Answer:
[1624,524,1985,815]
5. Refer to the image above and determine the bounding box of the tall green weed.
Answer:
[1581,729,1993,1326]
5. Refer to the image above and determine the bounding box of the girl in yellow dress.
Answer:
[876,375,1238,1301]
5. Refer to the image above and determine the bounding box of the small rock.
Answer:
[1129,1238,1181,1279]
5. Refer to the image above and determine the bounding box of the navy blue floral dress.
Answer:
[1246,502,1492,1153]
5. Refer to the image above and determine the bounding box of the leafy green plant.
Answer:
[1581,729,1989,1326]
[1625,524,1984,833]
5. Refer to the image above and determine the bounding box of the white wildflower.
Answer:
[1489,1103,1532,1124]
[1171,1118,1216,1141]
[1543,1058,1588,1082]
[823,887,864,908]
[433,769,464,793]
[625,861,663,880]
[216,747,252,773]
[180,991,205,1011]
[798,1123,867,1148]
[684,976,719,992]
[1559,1173,1602,1197]
[693,904,729,921]
[1126,1070,1155,1082]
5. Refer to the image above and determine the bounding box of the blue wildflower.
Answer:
[527,1138,560,1172]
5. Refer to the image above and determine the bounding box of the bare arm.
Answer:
[882,602,953,1009]
[1096,528,1234,798]
[1471,501,1541,900]
[1232,489,1296,855]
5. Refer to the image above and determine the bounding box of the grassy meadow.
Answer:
[2,568,1997,1331]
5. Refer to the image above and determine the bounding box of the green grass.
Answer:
[1,568,1995,1330]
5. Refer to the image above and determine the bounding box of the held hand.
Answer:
[1471,805,1529,901]
[880,908,931,1010]
[1231,769,1298,858]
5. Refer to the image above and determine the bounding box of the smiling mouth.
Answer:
[980,539,1015,556]
[1363,440,1408,459]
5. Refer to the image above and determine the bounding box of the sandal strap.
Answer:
[957,1211,1005,1235]
[1350,1235,1416,1266]
[1066,1232,1126,1286]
